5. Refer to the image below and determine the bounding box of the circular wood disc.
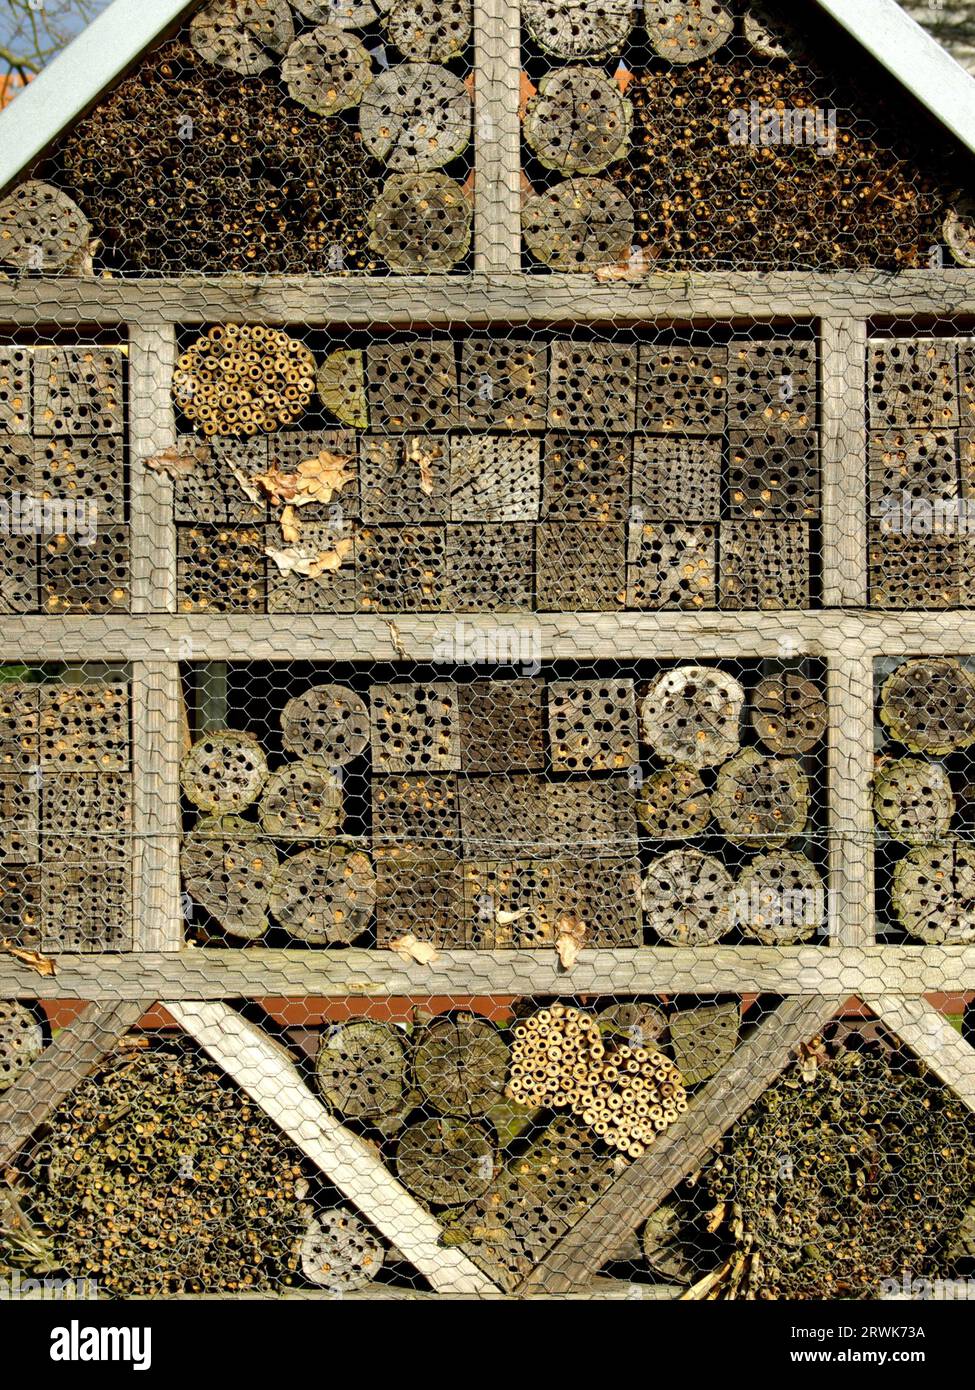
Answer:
[645,0,733,64]
[360,63,472,172]
[293,0,391,25]
[641,665,744,769]
[523,176,633,271]
[743,2,799,60]
[385,0,472,63]
[282,24,373,116]
[396,1117,495,1206]
[637,764,711,838]
[316,1019,408,1121]
[270,844,376,943]
[281,683,370,768]
[181,816,277,940]
[412,1014,509,1116]
[0,1001,43,1092]
[712,749,809,847]
[300,1209,384,1290]
[369,173,472,272]
[733,850,824,945]
[259,759,344,839]
[181,731,269,813]
[751,673,827,755]
[642,849,734,945]
[873,757,955,845]
[597,1000,667,1048]
[524,67,632,175]
[317,350,369,428]
[522,0,633,59]
[0,181,91,274]
[893,842,975,944]
[944,201,975,268]
[190,0,294,74]
[880,659,975,755]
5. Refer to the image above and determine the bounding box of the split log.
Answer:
[180,815,277,941]
[523,177,634,271]
[369,173,472,272]
[281,24,373,116]
[944,201,975,268]
[645,0,733,64]
[522,0,633,58]
[259,759,344,839]
[733,850,825,945]
[641,665,744,769]
[879,658,975,755]
[642,849,734,945]
[180,730,269,813]
[892,842,975,944]
[280,683,370,769]
[872,757,955,845]
[524,67,632,175]
[396,1117,496,1207]
[0,1001,43,1092]
[315,1019,409,1124]
[0,181,92,274]
[360,63,471,172]
[743,2,802,60]
[750,673,827,755]
[269,843,375,944]
[637,765,711,839]
[412,1014,509,1117]
[712,749,809,847]
[668,1001,739,1086]
[317,350,368,429]
[384,0,472,63]
[300,1208,385,1291]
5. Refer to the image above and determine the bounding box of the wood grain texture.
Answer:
[472,0,521,273]
[129,323,177,614]
[867,994,975,1111]
[827,654,875,947]
[131,662,183,951]
[821,317,868,607]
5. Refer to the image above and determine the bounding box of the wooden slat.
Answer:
[827,653,875,947]
[131,661,183,951]
[519,994,846,1293]
[165,1001,499,1296]
[867,995,975,1112]
[821,317,868,606]
[0,1000,153,1168]
[128,322,177,614]
[472,0,522,273]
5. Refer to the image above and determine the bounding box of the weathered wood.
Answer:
[626,522,717,610]
[869,337,959,430]
[632,435,721,514]
[727,429,820,520]
[734,851,825,945]
[315,1018,409,1123]
[641,665,743,769]
[360,63,471,172]
[130,323,177,614]
[523,178,634,272]
[828,656,876,948]
[385,0,471,62]
[281,23,372,115]
[866,996,975,1115]
[371,681,461,773]
[719,520,810,609]
[168,1001,498,1295]
[0,1001,43,1093]
[547,677,638,773]
[260,760,343,839]
[0,180,91,274]
[300,1209,384,1291]
[181,729,268,812]
[369,174,472,273]
[893,843,975,943]
[669,1000,739,1085]
[269,843,376,944]
[637,766,711,840]
[643,849,733,946]
[645,0,733,63]
[189,0,291,75]
[33,346,122,438]
[712,748,809,847]
[880,657,975,754]
[872,757,955,845]
[132,662,183,951]
[375,772,460,853]
[524,67,631,175]
[412,1013,509,1116]
[522,0,632,57]
[944,201,975,268]
[459,680,545,772]
[181,817,276,941]
[821,318,868,606]
[317,349,368,429]
[750,673,827,754]
[542,432,630,522]
[396,1117,495,1206]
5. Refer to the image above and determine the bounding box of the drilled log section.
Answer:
[281,683,371,768]
[548,677,638,773]
[869,339,959,431]
[641,665,743,769]
[668,1000,739,1086]
[712,748,809,847]
[734,850,825,945]
[521,0,632,58]
[641,1203,707,1283]
[317,350,369,430]
[597,1001,667,1050]
[369,174,473,273]
[397,1117,496,1207]
[173,326,316,438]
[281,24,373,116]
[190,0,294,75]
[872,757,955,845]
[524,67,631,175]
[181,815,277,941]
[645,0,733,63]
[360,63,471,171]
[642,849,733,946]
[0,181,92,274]
[259,760,344,839]
[637,766,711,840]
[385,0,472,63]
[523,177,634,272]
[300,1209,385,1291]
[181,730,269,813]
[315,1019,410,1126]
[293,0,390,24]
[944,201,975,268]
[893,843,975,944]
[743,0,800,59]
[268,843,376,944]
[0,1002,43,1093]
[879,658,975,754]
[750,673,827,755]
[0,350,29,433]
[412,1014,509,1117]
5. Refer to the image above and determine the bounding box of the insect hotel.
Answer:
[2,0,975,1302]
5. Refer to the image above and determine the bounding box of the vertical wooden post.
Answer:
[820,316,868,607]
[132,661,183,952]
[472,0,523,274]
[827,651,875,947]
[129,321,177,614]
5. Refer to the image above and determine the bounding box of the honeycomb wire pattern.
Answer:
[2,0,975,1308]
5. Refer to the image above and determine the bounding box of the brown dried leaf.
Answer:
[265,538,353,578]
[230,466,264,505]
[388,934,440,966]
[145,442,210,479]
[293,449,355,506]
[0,939,56,976]
[408,437,440,496]
[280,504,301,543]
[251,465,299,505]
[555,911,587,971]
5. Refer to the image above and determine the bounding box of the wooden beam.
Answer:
[0,1000,153,1168]
[131,662,183,951]
[827,654,875,947]
[165,1001,499,1296]
[128,322,177,614]
[472,0,522,273]
[820,317,868,607]
[866,995,975,1113]
[519,994,846,1293]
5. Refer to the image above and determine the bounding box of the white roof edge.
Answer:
[0,0,198,194]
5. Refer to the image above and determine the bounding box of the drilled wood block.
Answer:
[446,522,534,611]
[265,523,358,613]
[0,773,38,864]
[536,521,625,610]
[460,339,547,431]
[728,429,820,518]
[370,681,461,772]
[356,524,448,611]
[174,437,268,524]
[869,338,959,430]
[548,677,638,772]
[960,343,975,430]
[0,433,34,492]
[868,428,959,511]
[265,427,358,517]
[960,542,975,607]
[39,682,129,773]
[366,340,459,432]
[32,346,123,437]
[41,861,132,952]
[459,774,548,858]
[0,864,41,948]
[637,344,727,434]
[631,436,721,520]
[374,852,466,947]
[544,776,639,858]
[449,436,541,522]
[554,854,643,945]
[177,525,265,613]
[626,521,716,610]
[959,429,975,500]
[0,685,38,772]
[359,434,449,522]
[0,349,29,432]
[0,537,38,613]
[726,339,817,431]
[34,434,125,525]
[459,680,545,773]
[41,526,130,614]
[41,773,132,864]
[718,521,810,609]
[541,431,630,523]
[869,526,960,608]
[372,772,460,854]
[547,341,637,433]
[461,859,557,947]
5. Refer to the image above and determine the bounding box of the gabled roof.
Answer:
[1,0,975,197]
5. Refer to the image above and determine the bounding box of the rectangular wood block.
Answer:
[637,344,728,435]
[541,432,630,523]
[718,521,810,609]
[631,436,721,520]
[34,434,125,525]
[449,436,541,522]
[547,341,637,433]
[356,525,448,612]
[366,340,459,432]
[727,429,820,518]
[727,338,817,431]
[869,525,960,607]
[0,772,38,863]
[370,681,461,773]
[547,677,639,772]
[265,522,358,613]
[868,427,959,511]
[869,337,959,430]
[374,852,466,947]
[39,682,130,773]
[177,525,266,613]
[459,774,548,858]
[359,434,449,522]
[0,349,30,432]
[459,338,548,431]
[372,772,460,854]
[536,521,625,610]
[459,679,545,773]
[626,521,717,609]
[175,437,268,523]
[446,522,534,611]
[0,684,38,772]
[32,346,123,437]
[41,526,130,614]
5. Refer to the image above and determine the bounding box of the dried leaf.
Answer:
[0,939,56,976]
[280,504,301,543]
[251,465,299,506]
[614,61,634,95]
[293,449,355,506]
[388,934,440,965]
[555,911,587,971]
[231,465,264,505]
[519,70,537,120]
[495,907,533,926]
[144,442,210,479]
[265,538,353,577]
[408,437,440,496]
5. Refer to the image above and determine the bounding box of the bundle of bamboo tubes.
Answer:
[174,323,316,436]
[507,1004,688,1157]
